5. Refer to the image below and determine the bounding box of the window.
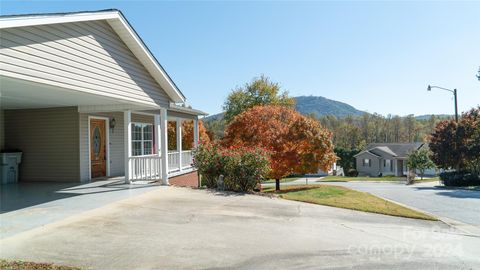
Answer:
[363,158,370,167]
[131,123,153,156]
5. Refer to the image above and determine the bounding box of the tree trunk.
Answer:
[275,179,280,191]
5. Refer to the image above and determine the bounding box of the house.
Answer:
[0,9,206,185]
[354,143,427,177]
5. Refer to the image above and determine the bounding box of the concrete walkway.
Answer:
[1,187,479,269]
[0,178,160,239]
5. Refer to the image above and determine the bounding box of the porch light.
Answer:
[110,117,116,132]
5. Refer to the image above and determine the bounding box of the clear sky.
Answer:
[1,1,479,116]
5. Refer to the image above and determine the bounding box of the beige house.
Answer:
[355,143,426,177]
[0,10,206,184]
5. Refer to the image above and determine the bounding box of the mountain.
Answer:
[414,114,452,121]
[294,96,365,118]
[204,95,366,122]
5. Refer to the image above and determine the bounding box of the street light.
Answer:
[427,85,458,122]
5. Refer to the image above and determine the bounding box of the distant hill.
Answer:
[414,114,452,121]
[204,95,366,122]
[294,96,365,118]
[203,96,450,122]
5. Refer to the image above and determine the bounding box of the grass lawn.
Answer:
[319,175,407,182]
[414,176,440,183]
[263,177,300,184]
[262,185,437,220]
[0,260,82,270]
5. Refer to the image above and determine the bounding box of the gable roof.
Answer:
[364,143,424,158]
[0,9,186,103]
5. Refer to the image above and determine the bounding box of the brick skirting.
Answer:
[169,171,199,188]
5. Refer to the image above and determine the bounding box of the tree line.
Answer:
[316,113,448,150]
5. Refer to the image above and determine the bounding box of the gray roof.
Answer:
[365,143,424,158]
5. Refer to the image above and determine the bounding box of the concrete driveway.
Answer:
[1,178,160,239]
[318,181,480,229]
[1,187,479,269]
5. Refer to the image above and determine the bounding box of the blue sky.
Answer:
[1,1,479,116]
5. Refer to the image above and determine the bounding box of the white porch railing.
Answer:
[168,151,180,172]
[129,155,162,181]
[168,150,194,173]
[181,150,193,168]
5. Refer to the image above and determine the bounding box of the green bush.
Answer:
[439,171,480,187]
[347,169,358,177]
[193,144,270,192]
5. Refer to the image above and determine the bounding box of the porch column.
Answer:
[124,110,132,184]
[154,113,161,180]
[160,108,169,185]
[176,118,183,172]
[193,117,199,148]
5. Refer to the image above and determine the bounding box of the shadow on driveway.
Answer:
[413,186,480,199]
[0,179,156,214]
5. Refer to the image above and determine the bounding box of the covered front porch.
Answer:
[1,76,205,185]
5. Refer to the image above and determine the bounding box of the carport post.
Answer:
[124,110,132,184]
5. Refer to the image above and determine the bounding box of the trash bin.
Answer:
[1,152,22,184]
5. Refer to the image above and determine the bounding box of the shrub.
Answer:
[193,143,270,192]
[192,143,224,188]
[439,171,480,187]
[347,169,358,177]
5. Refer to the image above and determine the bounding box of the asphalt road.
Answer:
[312,180,480,228]
[1,187,479,269]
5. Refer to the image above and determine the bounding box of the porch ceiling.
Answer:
[0,76,150,110]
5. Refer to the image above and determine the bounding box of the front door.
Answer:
[90,118,107,179]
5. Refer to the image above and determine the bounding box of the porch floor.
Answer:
[0,177,161,239]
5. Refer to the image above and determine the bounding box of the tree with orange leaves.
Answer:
[223,105,336,190]
[168,120,210,150]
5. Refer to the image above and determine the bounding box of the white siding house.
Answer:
[0,9,206,184]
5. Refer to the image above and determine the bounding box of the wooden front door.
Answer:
[90,118,107,179]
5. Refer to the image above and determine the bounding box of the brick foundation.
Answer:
[169,171,199,188]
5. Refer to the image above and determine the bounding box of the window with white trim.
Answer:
[363,158,371,167]
[131,123,153,156]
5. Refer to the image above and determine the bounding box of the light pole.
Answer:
[427,85,458,122]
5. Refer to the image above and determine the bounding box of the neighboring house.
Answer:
[355,143,430,177]
[0,9,206,184]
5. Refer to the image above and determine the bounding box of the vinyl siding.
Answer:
[356,152,381,177]
[79,112,154,181]
[4,107,80,182]
[0,21,171,107]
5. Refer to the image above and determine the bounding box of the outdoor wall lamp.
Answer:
[110,117,116,132]
[427,85,458,122]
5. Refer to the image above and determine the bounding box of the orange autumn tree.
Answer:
[222,105,336,190]
[168,120,210,150]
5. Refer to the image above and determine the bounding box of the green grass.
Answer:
[263,177,300,184]
[262,185,437,220]
[413,176,440,183]
[0,260,82,270]
[319,175,407,182]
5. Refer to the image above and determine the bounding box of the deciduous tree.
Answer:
[168,120,210,150]
[406,148,435,180]
[223,75,295,123]
[222,105,336,190]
